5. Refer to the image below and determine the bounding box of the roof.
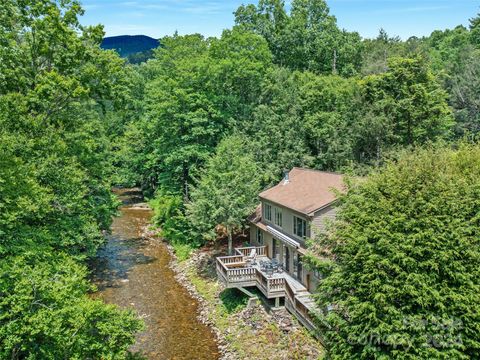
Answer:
[259,168,345,216]
[247,205,267,231]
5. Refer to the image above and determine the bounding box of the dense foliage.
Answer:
[0,0,142,358]
[187,136,261,254]
[114,0,480,245]
[309,145,480,359]
[2,0,479,358]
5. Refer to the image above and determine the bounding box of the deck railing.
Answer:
[284,280,316,330]
[235,246,267,257]
[217,248,285,298]
[216,245,318,331]
[268,277,285,294]
[217,255,245,265]
[227,267,256,283]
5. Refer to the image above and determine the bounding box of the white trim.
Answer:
[266,225,300,249]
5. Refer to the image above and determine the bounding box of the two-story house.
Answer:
[250,167,343,290]
[216,167,344,330]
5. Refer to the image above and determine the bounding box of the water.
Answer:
[90,189,219,359]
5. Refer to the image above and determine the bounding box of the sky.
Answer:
[79,0,480,40]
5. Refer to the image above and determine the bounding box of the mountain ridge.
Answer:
[101,35,160,60]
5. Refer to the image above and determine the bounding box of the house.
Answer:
[216,167,344,331]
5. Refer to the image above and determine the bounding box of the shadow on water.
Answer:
[89,189,219,360]
[91,236,156,291]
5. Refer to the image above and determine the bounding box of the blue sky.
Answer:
[79,0,480,40]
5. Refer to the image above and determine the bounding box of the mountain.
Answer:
[101,35,160,60]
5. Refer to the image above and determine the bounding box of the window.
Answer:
[294,216,307,239]
[256,228,263,245]
[274,207,282,227]
[264,203,272,221]
[313,269,323,279]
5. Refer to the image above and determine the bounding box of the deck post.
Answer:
[275,297,280,308]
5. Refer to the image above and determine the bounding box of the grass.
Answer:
[219,288,249,313]
[170,241,195,262]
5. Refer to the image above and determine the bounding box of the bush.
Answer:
[149,189,203,257]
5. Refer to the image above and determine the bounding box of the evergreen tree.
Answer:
[187,136,261,254]
[310,144,480,359]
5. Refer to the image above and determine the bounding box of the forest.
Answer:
[0,0,479,359]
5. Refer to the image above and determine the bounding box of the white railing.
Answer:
[284,280,316,330]
[217,245,318,331]
[235,246,267,257]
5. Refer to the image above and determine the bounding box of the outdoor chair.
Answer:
[246,248,257,265]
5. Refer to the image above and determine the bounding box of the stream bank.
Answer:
[89,188,219,360]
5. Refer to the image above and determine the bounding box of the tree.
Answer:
[299,72,360,170]
[0,254,142,359]
[234,0,363,75]
[138,34,225,197]
[360,57,453,152]
[243,67,311,186]
[309,144,480,359]
[447,49,480,137]
[208,27,273,128]
[0,1,143,356]
[470,11,480,45]
[234,0,289,67]
[361,29,409,75]
[187,136,261,254]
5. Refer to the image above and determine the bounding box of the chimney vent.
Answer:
[283,169,290,184]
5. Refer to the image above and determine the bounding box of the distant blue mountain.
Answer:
[101,35,160,60]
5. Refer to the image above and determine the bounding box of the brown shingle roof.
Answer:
[259,168,344,216]
[247,205,267,231]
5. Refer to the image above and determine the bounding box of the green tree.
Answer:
[310,144,480,359]
[187,136,261,254]
[0,254,142,359]
[208,27,273,127]
[0,1,143,357]
[243,67,311,186]
[470,11,480,45]
[235,0,362,75]
[360,57,453,153]
[447,49,480,137]
[299,73,360,170]
[138,34,224,196]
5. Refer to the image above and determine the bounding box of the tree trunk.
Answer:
[227,228,233,255]
[332,49,337,75]
[183,162,189,201]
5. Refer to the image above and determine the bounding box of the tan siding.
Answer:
[263,203,309,245]
[311,205,337,239]
[250,226,258,246]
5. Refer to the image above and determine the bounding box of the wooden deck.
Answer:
[216,246,318,331]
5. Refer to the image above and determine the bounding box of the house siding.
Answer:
[311,205,337,239]
[260,200,309,245]
[251,201,337,293]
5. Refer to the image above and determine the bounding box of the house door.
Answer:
[284,246,290,272]
[306,274,311,291]
[297,254,303,282]
[272,238,277,259]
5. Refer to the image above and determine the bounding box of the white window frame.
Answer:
[256,228,263,245]
[294,216,307,239]
[264,203,272,221]
[274,207,282,227]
